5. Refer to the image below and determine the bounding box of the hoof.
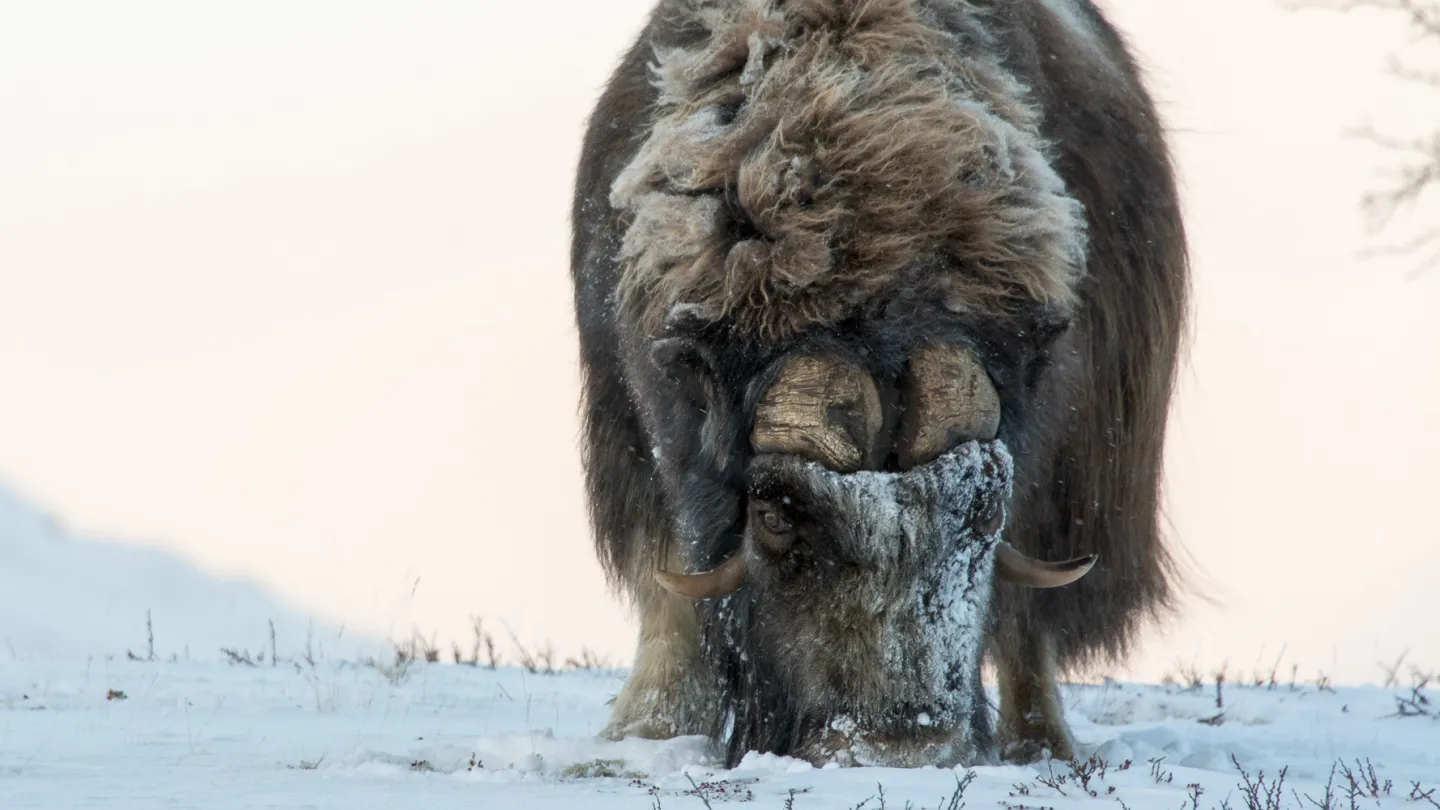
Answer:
[999,728,1074,764]
[599,717,681,742]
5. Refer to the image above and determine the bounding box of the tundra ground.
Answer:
[2,652,1436,809]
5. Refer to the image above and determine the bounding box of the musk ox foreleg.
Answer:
[575,335,720,740]
[601,539,717,741]
[994,628,1074,762]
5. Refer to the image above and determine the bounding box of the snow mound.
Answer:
[343,730,715,783]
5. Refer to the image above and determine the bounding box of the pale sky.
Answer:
[0,0,1436,684]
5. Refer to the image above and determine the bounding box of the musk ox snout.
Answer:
[745,441,1015,766]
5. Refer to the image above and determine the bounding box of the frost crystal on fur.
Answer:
[610,0,1088,342]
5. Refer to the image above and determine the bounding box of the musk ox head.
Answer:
[654,346,1094,766]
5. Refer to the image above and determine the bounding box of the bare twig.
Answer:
[1355,227,1440,260]
[943,772,977,810]
[1302,762,1341,810]
[1151,758,1175,785]
[504,622,557,675]
[1285,0,1440,276]
[1253,645,1288,689]
[1282,0,1440,38]
[564,648,616,671]
[221,647,259,666]
[1387,55,1440,86]
[126,611,158,661]
[1391,669,1435,716]
[1232,755,1290,810]
[302,621,317,668]
[685,774,715,810]
[1185,783,1206,810]
[1380,651,1411,688]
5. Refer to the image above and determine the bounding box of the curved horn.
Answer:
[654,554,747,599]
[994,542,1096,588]
[751,355,883,472]
[898,342,1001,470]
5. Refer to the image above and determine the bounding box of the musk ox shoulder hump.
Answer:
[609,0,1089,343]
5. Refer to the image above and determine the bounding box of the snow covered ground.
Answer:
[2,658,1437,809]
[2,483,1438,808]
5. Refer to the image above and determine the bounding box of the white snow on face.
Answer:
[746,442,1014,766]
[819,442,1012,710]
[798,441,1012,573]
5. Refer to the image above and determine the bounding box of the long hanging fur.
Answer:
[609,0,1088,344]
[572,0,1189,763]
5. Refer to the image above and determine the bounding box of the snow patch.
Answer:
[344,730,714,782]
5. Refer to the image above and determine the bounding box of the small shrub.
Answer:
[684,774,757,805]
[565,648,615,671]
[452,617,501,669]
[1232,755,1288,810]
[220,648,260,667]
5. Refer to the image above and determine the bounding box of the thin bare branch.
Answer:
[1282,0,1440,38]
[1363,161,1438,224]
[1386,55,1440,86]
[1285,0,1440,276]
[1344,121,1433,154]
[1403,244,1440,279]
[1355,226,1440,257]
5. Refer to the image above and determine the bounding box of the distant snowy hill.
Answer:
[0,482,379,662]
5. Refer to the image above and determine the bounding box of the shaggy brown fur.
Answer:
[572,0,1189,766]
[610,0,1087,343]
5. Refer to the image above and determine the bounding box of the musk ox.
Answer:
[570,0,1188,767]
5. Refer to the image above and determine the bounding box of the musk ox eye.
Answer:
[752,503,796,556]
[761,510,792,535]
